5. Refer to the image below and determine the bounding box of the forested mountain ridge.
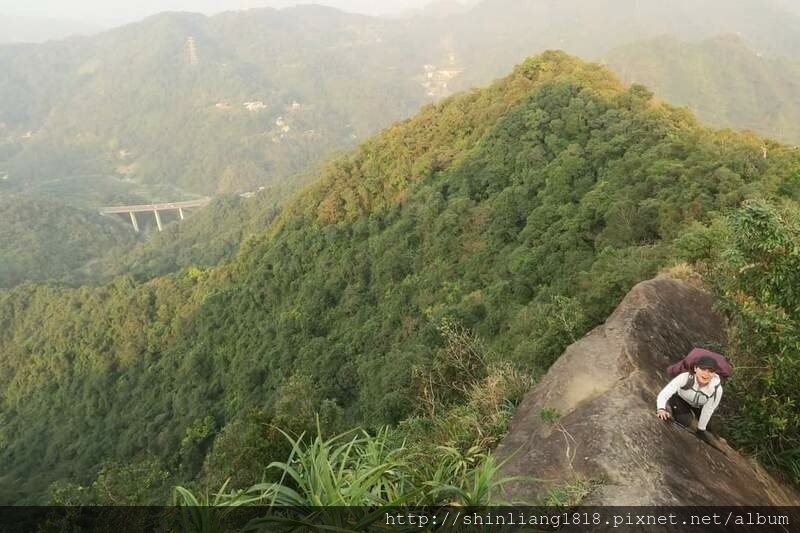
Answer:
[607,35,800,144]
[2,52,799,503]
[2,0,799,202]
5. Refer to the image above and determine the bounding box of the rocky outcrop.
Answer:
[496,277,800,505]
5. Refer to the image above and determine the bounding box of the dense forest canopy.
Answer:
[0,190,290,288]
[1,52,798,503]
[0,194,136,288]
[96,179,304,282]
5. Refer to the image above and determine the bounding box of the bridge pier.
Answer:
[129,212,140,233]
[100,197,211,233]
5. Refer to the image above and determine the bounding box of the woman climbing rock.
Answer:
[656,355,722,443]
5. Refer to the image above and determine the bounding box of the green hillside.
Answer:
[0,179,295,289]
[2,0,799,201]
[0,194,136,288]
[607,35,800,144]
[2,52,799,503]
[97,183,298,281]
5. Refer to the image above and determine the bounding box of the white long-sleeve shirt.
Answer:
[656,372,723,431]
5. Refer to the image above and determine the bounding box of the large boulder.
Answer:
[496,277,800,505]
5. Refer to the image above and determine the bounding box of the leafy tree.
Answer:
[705,202,800,483]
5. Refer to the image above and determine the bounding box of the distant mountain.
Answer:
[0,14,103,43]
[398,0,478,18]
[445,0,800,89]
[1,0,799,200]
[606,35,800,144]
[0,6,438,196]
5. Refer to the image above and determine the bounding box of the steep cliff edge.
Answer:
[496,277,800,505]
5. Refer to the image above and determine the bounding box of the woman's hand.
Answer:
[657,408,671,421]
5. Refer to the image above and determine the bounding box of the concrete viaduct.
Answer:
[100,198,211,232]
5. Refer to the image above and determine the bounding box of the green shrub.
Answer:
[708,201,800,483]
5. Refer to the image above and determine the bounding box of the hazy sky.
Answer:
[0,0,441,26]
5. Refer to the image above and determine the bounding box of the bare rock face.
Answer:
[496,277,800,505]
